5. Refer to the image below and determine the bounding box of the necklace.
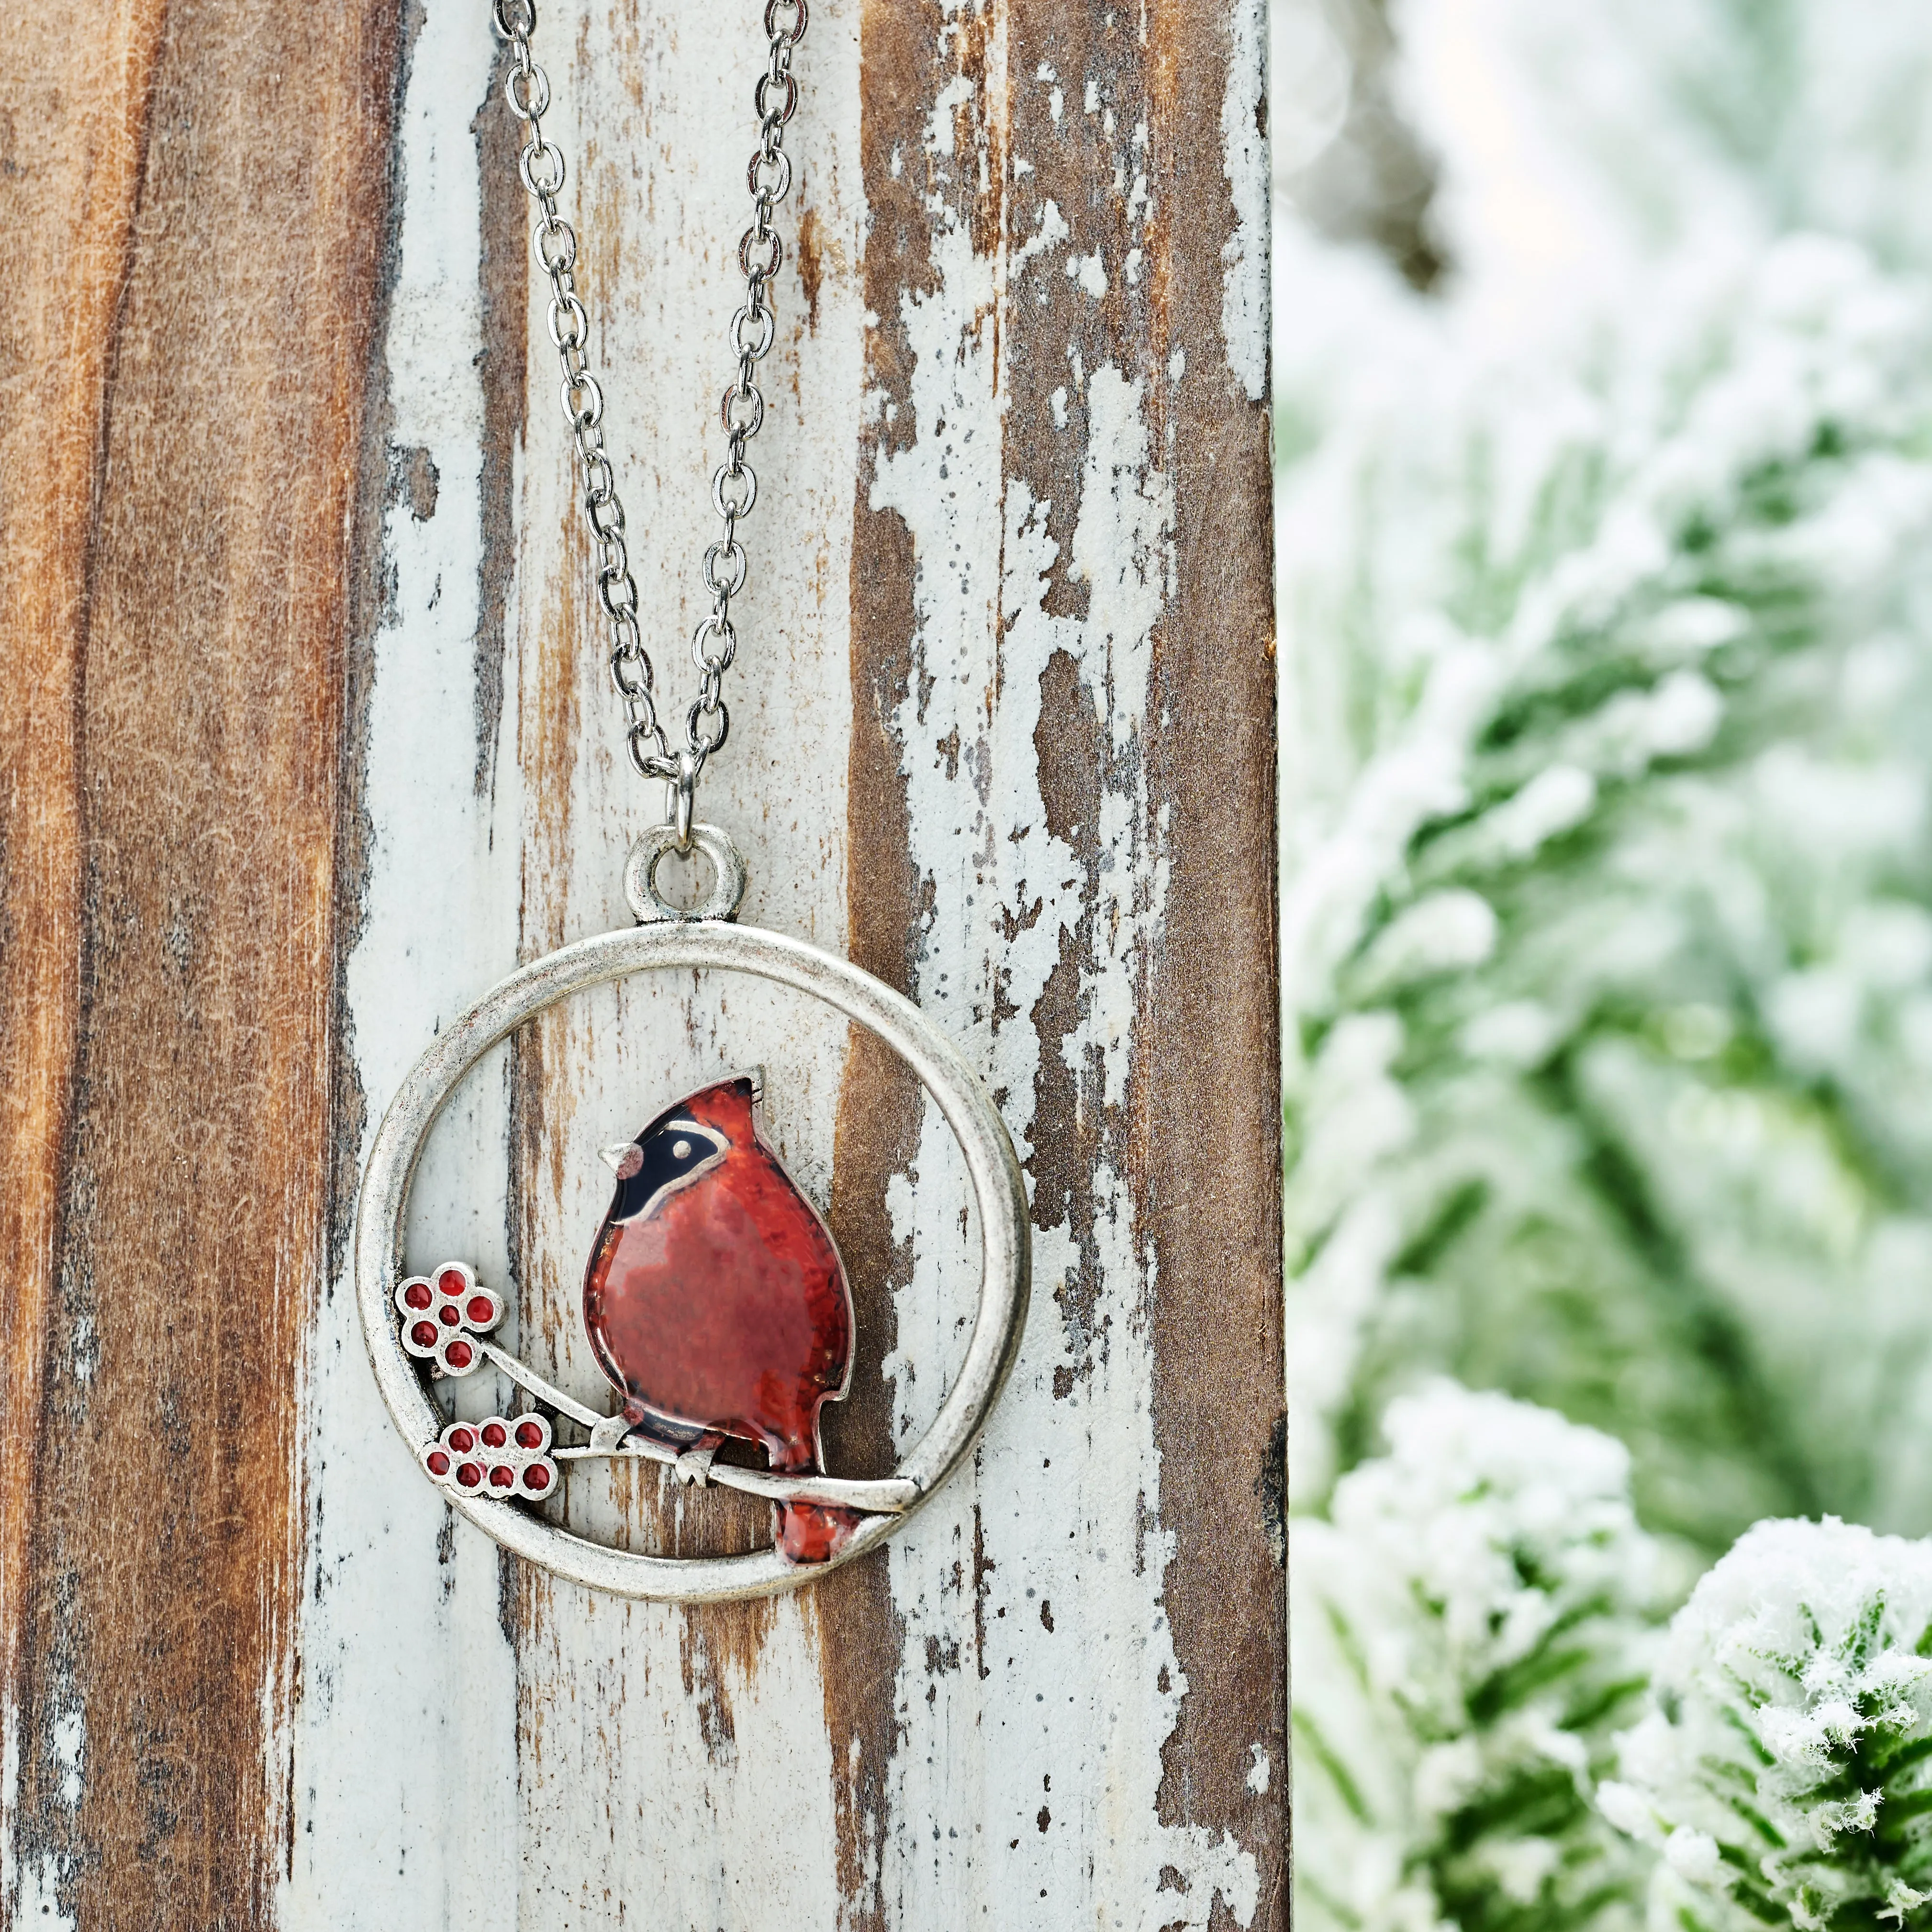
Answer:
[353,0,1029,1602]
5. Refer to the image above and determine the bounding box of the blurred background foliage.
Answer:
[1275,0,1932,1560]
[1273,6,1932,1926]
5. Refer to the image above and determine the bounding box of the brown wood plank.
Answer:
[1,5,168,1864]
[1142,11,1288,1920]
[6,0,1283,1916]
[834,0,1287,1918]
[815,1,947,1918]
[0,0,400,1918]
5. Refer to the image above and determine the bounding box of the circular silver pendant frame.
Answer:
[355,915,1030,1603]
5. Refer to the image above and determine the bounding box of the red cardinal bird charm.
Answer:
[582,1073,858,1563]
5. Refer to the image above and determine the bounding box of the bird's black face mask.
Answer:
[607,1115,730,1224]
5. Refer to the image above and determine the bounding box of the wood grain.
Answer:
[5,0,1282,1923]
[1,8,167,1881]
[0,0,400,1922]
[836,0,1284,1919]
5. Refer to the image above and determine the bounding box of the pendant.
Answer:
[355,822,1030,1602]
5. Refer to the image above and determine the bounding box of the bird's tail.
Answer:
[776,1498,860,1564]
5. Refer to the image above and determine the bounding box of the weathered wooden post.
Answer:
[1,0,1284,1922]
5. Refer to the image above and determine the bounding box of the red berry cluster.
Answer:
[421,1411,558,1502]
[394,1261,503,1377]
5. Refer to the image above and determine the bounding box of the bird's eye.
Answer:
[672,1138,692,1160]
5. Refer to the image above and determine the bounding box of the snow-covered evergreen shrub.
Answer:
[1277,80,1932,1560]
[1275,1,1932,1923]
[1292,1382,1662,1932]
[1601,1518,1932,1932]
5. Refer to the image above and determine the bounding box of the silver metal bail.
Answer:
[668,748,701,851]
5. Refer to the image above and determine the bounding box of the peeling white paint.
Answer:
[283,0,521,1917]
[0,1697,11,1916]
[1013,196,1070,274]
[290,0,874,1910]
[270,0,1268,1918]
[7,1854,71,1931]
[931,72,975,159]
[1066,249,1109,298]
[66,1312,96,1389]
[1221,0,1270,399]
[862,33,1261,1926]
[0,1670,81,1930]
[46,1715,78,1814]
[493,0,863,1917]
[0,1695,46,1932]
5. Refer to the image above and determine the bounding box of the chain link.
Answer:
[492,0,808,809]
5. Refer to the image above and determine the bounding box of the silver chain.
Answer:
[492,0,808,838]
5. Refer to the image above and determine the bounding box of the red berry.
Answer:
[466,1295,495,1326]
[448,1427,475,1453]
[488,1465,514,1488]
[445,1341,474,1370]
[426,1451,451,1476]
[481,1422,507,1449]
[402,1282,432,1310]
[437,1268,467,1298]
[410,1321,437,1348]
[456,1462,483,1488]
[523,1463,552,1492]
[438,1304,461,1328]
[515,1420,545,1450]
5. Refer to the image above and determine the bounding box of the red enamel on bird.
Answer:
[581,1073,859,1563]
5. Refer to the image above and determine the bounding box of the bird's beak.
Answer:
[598,1140,633,1173]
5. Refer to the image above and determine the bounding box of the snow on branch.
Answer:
[1603,1517,1932,1932]
[1292,1380,1663,1932]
